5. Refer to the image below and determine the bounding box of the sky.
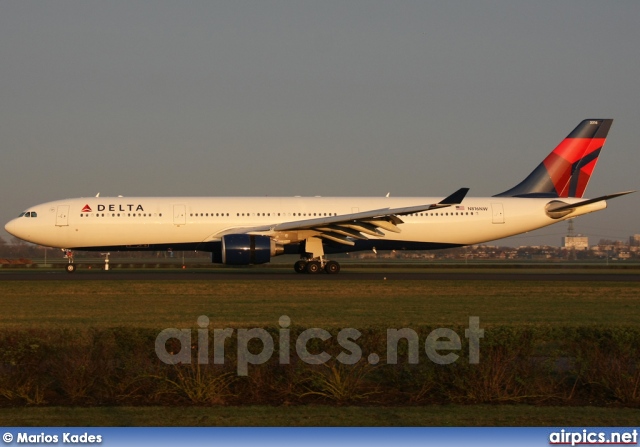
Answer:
[1,1,639,248]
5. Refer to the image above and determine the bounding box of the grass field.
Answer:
[1,278,639,328]
[1,269,639,426]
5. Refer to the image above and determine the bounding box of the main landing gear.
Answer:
[294,237,341,274]
[294,258,341,274]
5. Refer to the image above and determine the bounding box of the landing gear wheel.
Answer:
[324,261,340,274]
[294,260,307,274]
[65,264,77,273]
[305,261,322,274]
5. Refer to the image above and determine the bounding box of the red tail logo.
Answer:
[496,119,612,198]
[543,134,604,198]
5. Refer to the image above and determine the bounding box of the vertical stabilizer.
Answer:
[495,119,612,198]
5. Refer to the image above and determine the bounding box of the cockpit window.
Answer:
[20,211,38,218]
[30,212,37,218]
[19,212,26,217]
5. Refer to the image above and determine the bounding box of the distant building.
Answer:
[563,236,589,250]
[630,234,640,246]
[563,219,589,250]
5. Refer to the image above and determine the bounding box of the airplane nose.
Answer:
[4,218,21,238]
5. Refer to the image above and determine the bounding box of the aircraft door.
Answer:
[491,203,505,224]
[173,205,186,225]
[55,205,70,226]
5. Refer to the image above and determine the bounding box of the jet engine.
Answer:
[213,234,283,265]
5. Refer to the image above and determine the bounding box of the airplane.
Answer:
[4,119,634,274]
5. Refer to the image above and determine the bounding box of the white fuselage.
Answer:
[4,195,605,251]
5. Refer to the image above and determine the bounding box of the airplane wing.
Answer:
[212,188,469,246]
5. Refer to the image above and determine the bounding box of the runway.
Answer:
[1,269,639,282]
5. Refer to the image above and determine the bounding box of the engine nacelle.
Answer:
[217,234,282,265]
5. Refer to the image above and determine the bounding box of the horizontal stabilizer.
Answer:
[546,190,635,214]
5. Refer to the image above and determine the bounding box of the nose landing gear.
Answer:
[63,249,76,273]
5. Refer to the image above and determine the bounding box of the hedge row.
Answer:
[1,326,638,406]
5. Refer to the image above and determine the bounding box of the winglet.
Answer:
[439,188,470,205]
